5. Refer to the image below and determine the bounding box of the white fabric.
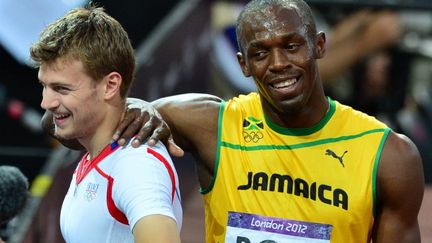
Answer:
[60,142,182,243]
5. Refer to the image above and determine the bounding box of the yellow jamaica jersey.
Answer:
[201,92,390,243]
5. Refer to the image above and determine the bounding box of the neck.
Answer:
[79,102,125,159]
[264,92,329,129]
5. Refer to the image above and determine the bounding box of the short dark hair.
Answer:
[236,0,317,54]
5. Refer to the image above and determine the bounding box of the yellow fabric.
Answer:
[202,92,390,243]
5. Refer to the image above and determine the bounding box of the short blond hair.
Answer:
[30,5,135,98]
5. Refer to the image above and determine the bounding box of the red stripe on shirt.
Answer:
[147,147,176,202]
[95,166,129,225]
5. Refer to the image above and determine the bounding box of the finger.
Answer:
[132,137,142,148]
[131,121,159,148]
[150,128,184,157]
[131,119,160,148]
[146,128,164,147]
[147,130,184,157]
[132,112,166,144]
[117,138,127,146]
[119,113,148,143]
[148,137,158,147]
[147,121,172,145]
[168,138,184,157]
[112,110,138,141]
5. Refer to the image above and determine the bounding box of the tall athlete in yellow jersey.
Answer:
[43,0,424,242]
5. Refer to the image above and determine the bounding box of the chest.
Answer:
[60,171,131,243]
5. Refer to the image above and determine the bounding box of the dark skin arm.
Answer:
[373,131,424,243]
[45,96,425,241]
[43,94,223,186]
[42,94,221,186]
[151,94,221,187]
[111,94,222,186]
[113,94,222,187]
[124,106,425,240]
[112,98,184,157]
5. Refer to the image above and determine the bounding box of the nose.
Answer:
[269,48,290,72]
[40,88,60,111]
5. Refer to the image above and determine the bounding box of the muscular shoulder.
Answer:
[380,132,422,173]
[378,131,424,209]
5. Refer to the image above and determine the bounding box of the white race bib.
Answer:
[225,212,332,243]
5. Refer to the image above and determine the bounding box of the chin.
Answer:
[54,129,76,141]
[278,96,307,113]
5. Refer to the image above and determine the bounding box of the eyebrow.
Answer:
[248,32,299,48]
[38,79,72,88]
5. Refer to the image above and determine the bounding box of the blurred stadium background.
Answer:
[0,0,430,242]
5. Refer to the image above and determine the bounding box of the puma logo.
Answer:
[325,149,348,167]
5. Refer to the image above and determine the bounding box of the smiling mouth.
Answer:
[270,77,298,89]
[53,113,71,125]
[54,113,70,120]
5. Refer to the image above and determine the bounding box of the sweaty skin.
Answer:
[237,7,327,129]
[46,1,424,242]
[152,6,423,243]
[156,4,422,243]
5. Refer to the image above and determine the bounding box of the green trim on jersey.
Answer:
[200,100,226,195]
[221,128,387,151]
[265,97,336,136]
[372,127,391,217]
[202,93,388,242]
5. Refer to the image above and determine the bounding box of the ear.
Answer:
[103,72,122,100]
[314,31,326,59]
[237,52,251,77]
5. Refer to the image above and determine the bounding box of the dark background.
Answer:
[1,0,431,203]
[0,0,179,183]
[1,0,431,242]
